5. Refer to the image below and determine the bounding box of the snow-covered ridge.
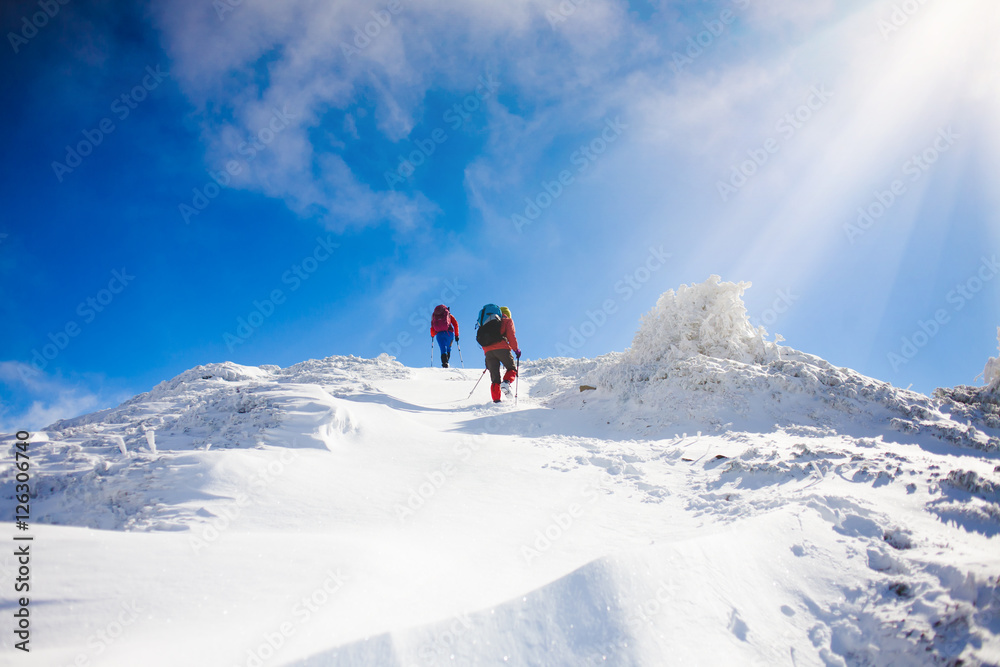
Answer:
[47,354,409,448]
[535,276,1000,453]
[6,355,407,531]
[1,279,998,666]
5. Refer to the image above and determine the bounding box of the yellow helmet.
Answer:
[500,306,511,318]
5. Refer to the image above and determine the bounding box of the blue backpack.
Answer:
[476,304,503,346]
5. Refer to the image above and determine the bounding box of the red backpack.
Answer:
[431,305,452,334]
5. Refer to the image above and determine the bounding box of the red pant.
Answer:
[485,349,516,401]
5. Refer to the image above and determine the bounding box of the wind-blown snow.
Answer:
[623,274,782,366]
[1,282,999,666]
[984,328,1000,396]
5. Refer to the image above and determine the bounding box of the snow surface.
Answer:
[2,279,1000,666]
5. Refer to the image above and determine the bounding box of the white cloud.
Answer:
[0,362,124,433]
[152,0,644,232]
[151,0,999,285]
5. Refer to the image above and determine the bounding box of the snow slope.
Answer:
[2,279,999,666]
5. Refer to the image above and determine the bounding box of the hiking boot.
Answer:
[501,381,512,397]
[441,353,449,368]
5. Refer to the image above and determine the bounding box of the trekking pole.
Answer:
[456,340,465,368]
[466,369,487,399]
[515,356,520,406]
[430,338,434,368]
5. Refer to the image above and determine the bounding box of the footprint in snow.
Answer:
[728,609,749,641]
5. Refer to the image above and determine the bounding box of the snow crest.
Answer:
[932,331,1000,438]
[984,327,1000,397]
[623,274,781,366]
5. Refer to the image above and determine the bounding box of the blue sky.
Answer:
[1,0,998,431]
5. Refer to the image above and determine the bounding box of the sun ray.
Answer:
[705,0,998,292]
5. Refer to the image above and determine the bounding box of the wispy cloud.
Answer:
[151,0,644,232]
[0,362,124,433]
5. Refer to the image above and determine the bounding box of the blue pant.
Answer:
[435,331,454,356]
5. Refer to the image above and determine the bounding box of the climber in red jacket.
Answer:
[476,305,519,402]
[430,304,460,368]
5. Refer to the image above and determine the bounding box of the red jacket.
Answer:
[482,316,518,353]
[430,314,459,339]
